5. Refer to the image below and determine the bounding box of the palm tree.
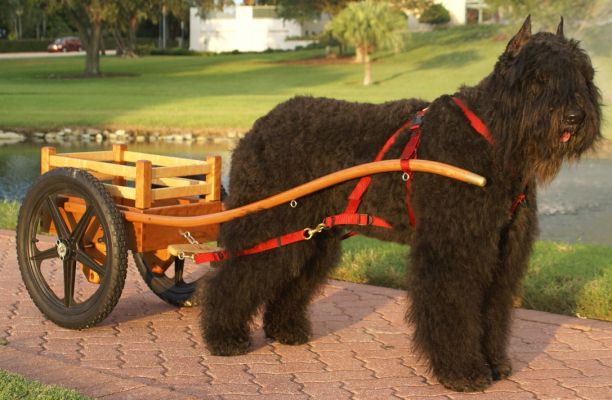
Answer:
[330,0,407,86]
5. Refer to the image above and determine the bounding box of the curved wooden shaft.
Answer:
[122,159,486,228]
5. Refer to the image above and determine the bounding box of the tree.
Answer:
[275,0,358,18]
[329,0,406,86]
[484,0,608,28]
[109,0,147,58]
[47,0,117,76]
[389,0,432,18]
[2,0,49,39]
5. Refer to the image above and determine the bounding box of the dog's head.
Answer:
[490,16,602,183]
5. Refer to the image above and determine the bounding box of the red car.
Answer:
[47,36,82,52]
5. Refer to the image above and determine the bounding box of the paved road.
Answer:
[0,50,116,59]
[0,230,610,399]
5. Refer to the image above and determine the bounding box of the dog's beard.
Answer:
[532,156,563,185]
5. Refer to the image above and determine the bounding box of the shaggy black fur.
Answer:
[200,17,601,392]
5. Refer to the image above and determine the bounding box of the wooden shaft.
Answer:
[122,159,486,228]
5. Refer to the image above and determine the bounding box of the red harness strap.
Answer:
[453,96,526,216]
[193,213,391,264]
[345,109,426,227]
[451,97,494,145]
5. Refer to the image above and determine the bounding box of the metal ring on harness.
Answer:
[402,172,410,181]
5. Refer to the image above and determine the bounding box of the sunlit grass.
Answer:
[0,368,90,400]
[332,236,612,321]
[1,24,608,137]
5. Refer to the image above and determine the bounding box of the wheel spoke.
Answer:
[63,258,77,307]
[31,247,57,265]
[174,258,184,286]
[71,206,94,243]
[45,196,69,239]
[74,249,105,278]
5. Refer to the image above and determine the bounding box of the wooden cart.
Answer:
[16,144,486,329]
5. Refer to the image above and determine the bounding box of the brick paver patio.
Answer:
[0,230,610,399]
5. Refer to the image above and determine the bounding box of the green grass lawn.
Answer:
[0,200,19,230]
[335,236,611,321]
[0,369,90,400]
[0,24,610,138]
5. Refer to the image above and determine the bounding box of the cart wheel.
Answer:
[133,250,207,307]
[16,168,127,329]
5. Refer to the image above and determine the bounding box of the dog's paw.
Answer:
[206,336,250,356]
[491,358,513,380]
[265,323,311,345]
[437,368,493,392]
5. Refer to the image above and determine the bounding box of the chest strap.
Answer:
[344,108,426,227]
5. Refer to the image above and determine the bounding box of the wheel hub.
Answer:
[56,239,69,260]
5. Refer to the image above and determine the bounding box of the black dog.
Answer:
[200,16,601,391]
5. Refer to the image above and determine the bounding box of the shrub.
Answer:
[149,48,198,56]
[419,4,451,25]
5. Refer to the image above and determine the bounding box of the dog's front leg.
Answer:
[482,187,538,380]
[406,191,501,391]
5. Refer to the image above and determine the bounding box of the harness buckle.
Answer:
[180,231,199,245]
[303,223,328,240]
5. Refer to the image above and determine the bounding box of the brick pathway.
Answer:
[0,230,610,399]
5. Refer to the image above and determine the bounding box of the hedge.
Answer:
[0,39,49,53]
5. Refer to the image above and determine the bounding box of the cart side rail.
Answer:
[41,145,222,209]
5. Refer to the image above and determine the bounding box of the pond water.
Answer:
[1,141,611,246]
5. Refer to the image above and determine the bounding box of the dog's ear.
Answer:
[556,16,564,38]
[506,15,532,57]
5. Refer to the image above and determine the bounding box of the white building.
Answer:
[190,1,485,53]
[190,6,323,53]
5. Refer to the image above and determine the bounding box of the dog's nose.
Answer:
[564,107,585,125]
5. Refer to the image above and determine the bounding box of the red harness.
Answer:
[193,97,522,264]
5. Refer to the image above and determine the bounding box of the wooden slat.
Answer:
[103,184,136,199]
[60,151,114,161]
[152,176,205,188]
[126,200,221,216]
[123,151,207,167]
[89,172,115,181]
[152,164,210,179]
[50,155,136,179]
[167,243,219,257]
[151,183,211,201]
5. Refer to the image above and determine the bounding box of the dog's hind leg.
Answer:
[200,256,269,356]
[482,190,537,380]
[263,234,342,345]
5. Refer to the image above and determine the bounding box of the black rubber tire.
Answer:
[133,253,203,307]
[16,168,128,329]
